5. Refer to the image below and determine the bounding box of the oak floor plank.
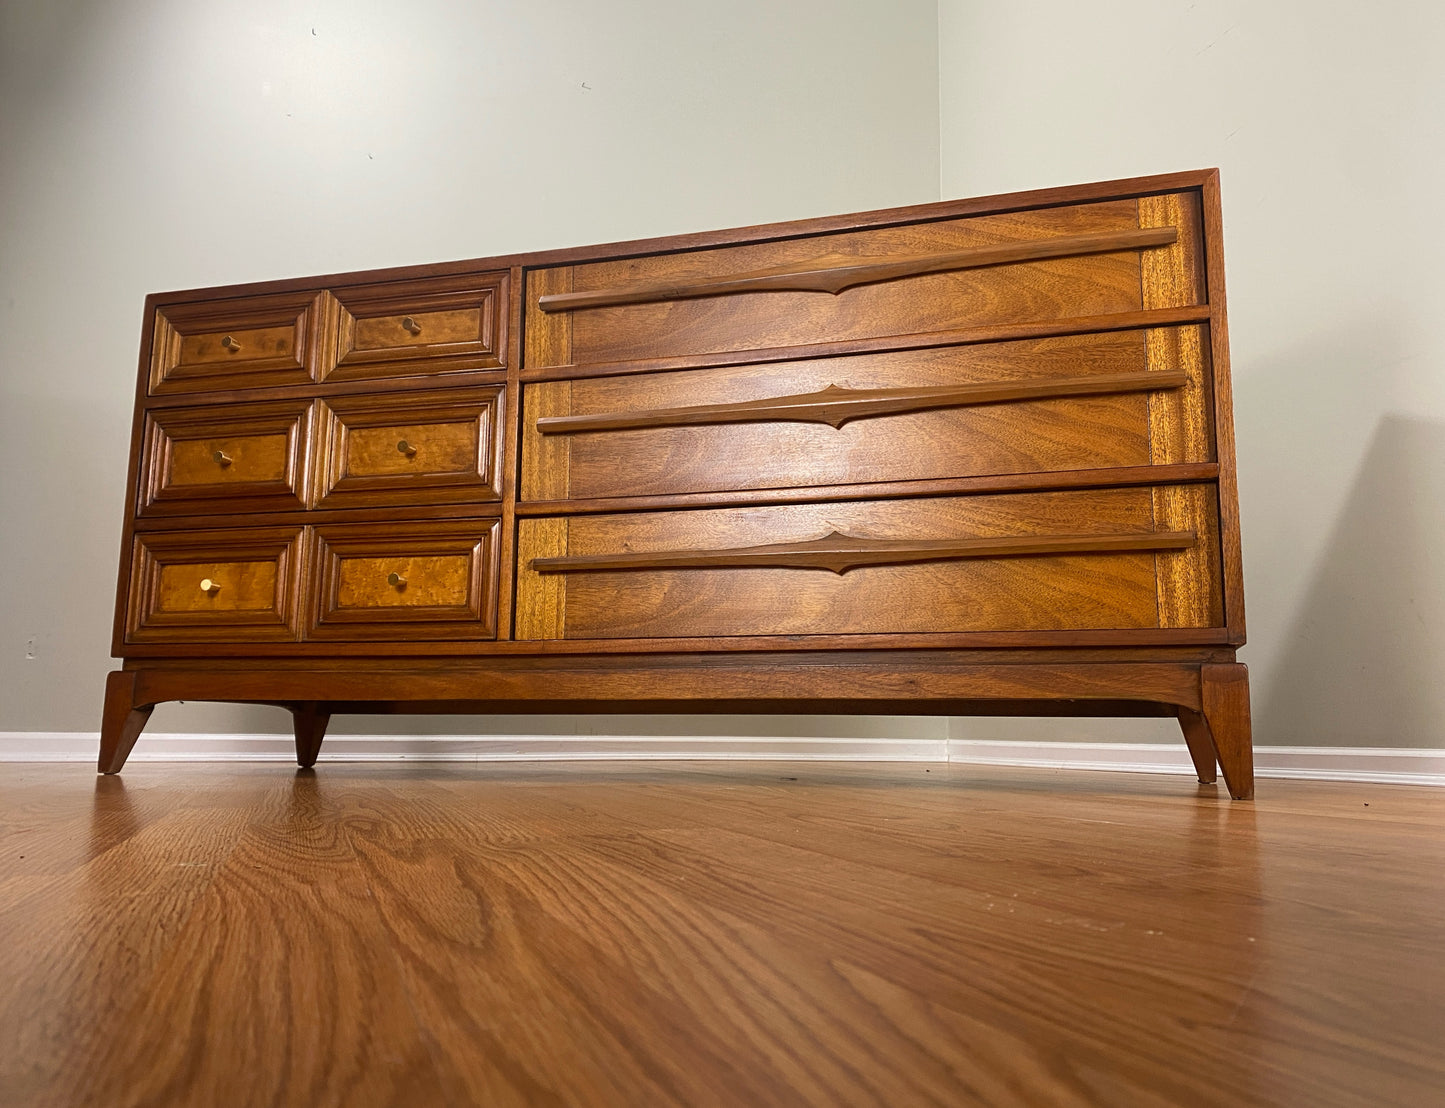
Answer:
[0,762,1440,1107]
[42,771,447,1108]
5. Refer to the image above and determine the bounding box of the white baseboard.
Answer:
[946,741,1445,786]
[2,732,1441,786]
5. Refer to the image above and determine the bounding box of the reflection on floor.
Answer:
[1,761,1441,1107]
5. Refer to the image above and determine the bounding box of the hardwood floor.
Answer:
[0,762,1440,1107]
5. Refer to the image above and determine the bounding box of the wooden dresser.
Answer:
[102,169,1253,797]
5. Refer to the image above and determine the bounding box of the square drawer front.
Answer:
[309,520,501,640]
[525,192,1205,371]
[327,272,508,383]
[126,527,303,642]
[150,291,329,394]
[522,326,1213,501]
[515,485,1223,641]
[316,387,504,509]
[140,399,313,515]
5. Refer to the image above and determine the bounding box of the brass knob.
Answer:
[387,572,407,588]
[213,450,232,467]
[199,578,221,595]
[401,316,422,335]
[396,439,418,457]
[220,335,241,353]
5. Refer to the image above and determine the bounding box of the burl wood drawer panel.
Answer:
[150,291,330,394]
[327,272,508,383]
[309,520,501,640]
[139,398,314,515]
[522,325,1212,501]
[126,527,304,642]
[516,485,1222,641]
[315,387,504,510]
[525,193,1204,371]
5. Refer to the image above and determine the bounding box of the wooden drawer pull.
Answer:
[220,335,242,353]
[537,227,1179,313]
[396,439,418,457]
[212,449,233,467]
[533,529,1195,575]
[387,572,407,589]
[537,369,1189,435]
[401,317,423,335]
[199,578,221,595]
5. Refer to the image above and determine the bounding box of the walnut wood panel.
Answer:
[525,196,1205,370]
[118,657,1208,714]
[140,398,313,516]
[537,226,1178,312]
[518,305,1213,386]
[327,272,507,383]
[315,387,504,510]
[149,290,332,394]
[515,487,1221,641]
[522,327,1211,501]
[126,527,303,643]
[310,520,500,641]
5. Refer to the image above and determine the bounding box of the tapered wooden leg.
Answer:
[1200,663,1254,800]
[1176,708,1218,784]
[292,702,331,768]
[99,670,154,775]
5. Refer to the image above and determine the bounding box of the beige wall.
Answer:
[0,0,940,736]
[6,2,1438,752]
[939,1,1445,747]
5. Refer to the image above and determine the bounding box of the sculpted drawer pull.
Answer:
[220,335,241,353]
[537,369,1190,435]
[396,439,418,457]
[533,529,1196,575]
[212,449,233,467]
[199,578,221,595]
[387,572,407,589]
[401,316,423,335]
[537,227,1179,313]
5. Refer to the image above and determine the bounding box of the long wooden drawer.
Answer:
[525,193,1204,371]
[315,387,504,509]
[139,399,314,516]
[126,527,304,642]
[309,520,501,640]
[522,325,1212,501]
[515,485,1223,641]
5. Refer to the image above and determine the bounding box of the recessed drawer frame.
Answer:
[309,520,501,641]
[126,527,304,643]
[327,272,508,383]
[139,399,314,516]
[150,291,330,394]
[315,388,504,510]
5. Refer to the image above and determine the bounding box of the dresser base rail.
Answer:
[98,657,1252,798]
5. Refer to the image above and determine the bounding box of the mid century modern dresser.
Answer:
[102,169,1253,797]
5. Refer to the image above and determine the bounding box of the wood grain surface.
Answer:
[1,762,1439,1107]
[516,487,1221,640]
[140,398,314,516]
[310,520,501,641]
[315,387,504,510]
[524,197,1205,370]
[328,272,507,383]
[127,527,304,643]
[536,226,1178,312]
[520,326,1209,501]
[149,290,329,394]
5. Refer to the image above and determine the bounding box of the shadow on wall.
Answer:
[1261,414,1445,748]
